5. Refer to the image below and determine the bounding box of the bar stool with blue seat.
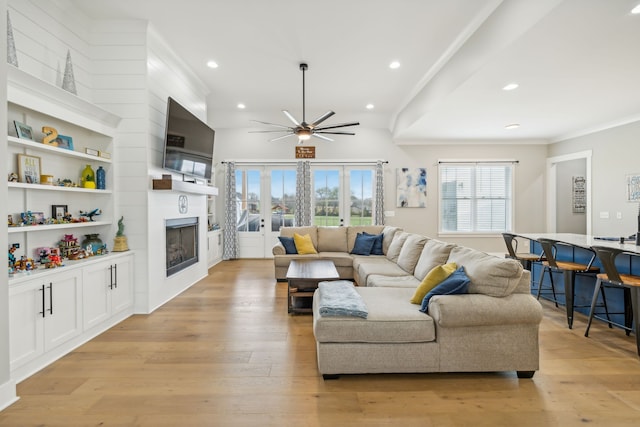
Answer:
[585,246,640,356]
[537,238,603,329]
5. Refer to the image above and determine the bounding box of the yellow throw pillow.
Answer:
[410,262,458,304]
[293,233,317,255]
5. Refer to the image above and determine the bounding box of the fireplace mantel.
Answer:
[151,177,218,196]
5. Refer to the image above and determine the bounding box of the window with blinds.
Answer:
[439,162,513,233]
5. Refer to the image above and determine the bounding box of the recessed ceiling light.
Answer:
[632,4,640,14]
[504,123,520,130]
[389,61,400,69]
[206,60,219,69]
[366,103,374,110]
[237,103,246,109]
[502,83,519,91]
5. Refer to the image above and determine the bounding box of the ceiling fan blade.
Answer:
[248,130,294,133]
[314,121,360,131]
[269,133,296,142]
[310,111,335,128]
[315,131,356,136]
[312,133,334,142]
[250,120,292,130]
[282,110,300,126]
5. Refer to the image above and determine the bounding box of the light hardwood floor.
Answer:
[1,259,640,426]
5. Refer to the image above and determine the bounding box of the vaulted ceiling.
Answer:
[74,0,640,144]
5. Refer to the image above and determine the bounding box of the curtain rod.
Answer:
[221,160,388,165]
[438,160,519,164]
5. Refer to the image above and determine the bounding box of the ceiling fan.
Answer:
[250,63,359,144]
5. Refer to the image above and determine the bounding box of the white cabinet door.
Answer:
[111,255,133,315]
[82,254,134,329]
[9,281,45,370]
[207,230,223,267]
[43,270,83,352]
[9,269,82,370]
[82,261,112,330]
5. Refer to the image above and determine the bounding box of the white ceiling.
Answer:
[72,0,640,144]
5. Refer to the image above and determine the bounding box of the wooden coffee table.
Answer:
[286,259,339,314]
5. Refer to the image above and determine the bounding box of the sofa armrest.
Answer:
[428,294,543,328]
[273,242,285,256]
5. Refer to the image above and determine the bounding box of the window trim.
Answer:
[437,160,517,235]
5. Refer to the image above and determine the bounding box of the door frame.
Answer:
[546,150,592,234]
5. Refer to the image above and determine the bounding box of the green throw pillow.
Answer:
[410,262,457,304]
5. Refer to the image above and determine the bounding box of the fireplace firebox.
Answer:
[166,217,198,276]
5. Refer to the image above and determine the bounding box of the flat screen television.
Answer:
[162,97,214,181]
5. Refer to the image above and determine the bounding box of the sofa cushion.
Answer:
[351,233,377,255]
[446,246,523,297]
[396,234,428,273]
[278,236,298,254]
[318,252,356,268]
[347,226,385,252]
[386,232,409,262]
[294,233,318,254]
[363,232,384,255]
[419,266,470,313]
[317,226,348,252]
[367,274,421,288]
[313,287,436,343]
[382,226,401,254]
[413,239,457,281]
[358,261,411,286]
[410,262,458,304]
[280,226,318,248]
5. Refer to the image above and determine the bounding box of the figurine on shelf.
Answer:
[8,172,18,182]
[8,244,18,268]
[80,208,101,222]
[113,216,129,252]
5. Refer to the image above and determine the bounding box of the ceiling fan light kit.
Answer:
[250,63,359,144]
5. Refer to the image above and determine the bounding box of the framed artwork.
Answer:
[626,174,640,202]
[17,154,41,184]
[396,167,427,207]
[14,121,33,140]
[56,135,74,150]
[572,176,586,213]
[51,205,68,220]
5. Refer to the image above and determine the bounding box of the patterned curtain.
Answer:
[295,160,312,226]
[374,160,385,225]
[223,161,238,260]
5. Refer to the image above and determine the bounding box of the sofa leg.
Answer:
[516,370,535,379]
[322,374,340,380]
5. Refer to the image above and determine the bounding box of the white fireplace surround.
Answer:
[143,191,208,313]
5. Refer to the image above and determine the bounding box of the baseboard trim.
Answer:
[0,379,18,411]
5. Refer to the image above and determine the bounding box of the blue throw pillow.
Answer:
[363,232,384,255]
[419,266,470,313]
[278,236,298,254]
[351,232,377,255]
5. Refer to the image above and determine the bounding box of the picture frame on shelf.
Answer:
[56,135,74,150]
[14,120,33,140]
[51,204,68,220]
[17,154,42,184]
[85,147,99,156]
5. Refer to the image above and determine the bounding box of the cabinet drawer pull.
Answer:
[48,283,53,315]
[39,285,46,318]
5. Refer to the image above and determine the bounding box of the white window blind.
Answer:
[439,162,513,233]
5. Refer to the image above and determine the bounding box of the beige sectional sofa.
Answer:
[273,226,543,378]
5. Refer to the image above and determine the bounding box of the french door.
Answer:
[235,166,297,258]
[311,166,374,227]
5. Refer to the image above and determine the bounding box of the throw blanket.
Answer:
[317,280,368,318]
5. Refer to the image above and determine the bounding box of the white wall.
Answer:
[212,126,548,253]
[550,121,640,237]
[1,0,17,411]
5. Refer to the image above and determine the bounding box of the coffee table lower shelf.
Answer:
[286,259,339,315]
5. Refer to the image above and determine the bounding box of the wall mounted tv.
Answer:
[162,97,215,181]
